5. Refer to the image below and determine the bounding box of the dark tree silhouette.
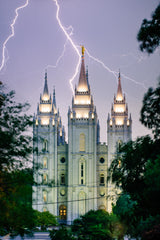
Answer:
[137,4,160,53]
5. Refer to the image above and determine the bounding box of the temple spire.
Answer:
[53,86,56,108]
[77,46,89,92]
[116,70,123,101]
[42,70,49,101]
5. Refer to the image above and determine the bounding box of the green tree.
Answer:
[113,193,138,237]
[0,84,34,237]
[109,136,160,215]
[0,85,32,172]
[140,79,160,139]
[0,169,35,237]
[34,211,57,230]
[72,209,126,240]
[137,4,160,53]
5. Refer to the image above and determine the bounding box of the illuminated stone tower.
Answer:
[33,71,66,215]
[67,47,99,223]
[107,72,132,211]
[32,51,132,223]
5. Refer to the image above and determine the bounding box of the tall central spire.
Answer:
[77,46,89,92]
[116,70,123,101]
[42,70,49,101]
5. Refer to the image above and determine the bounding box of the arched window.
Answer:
[100,173,105,186]
[79,160,85,185]
[43,191,47,203]
[43,207,48,212]
[43,174,47,184]
[117,140,122,152]
[59,205,67,220]
[79,133,85,152]
[43,139,48,152]
[60,174,65,185]
[43,157,48,168]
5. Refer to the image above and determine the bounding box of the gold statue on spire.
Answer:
[81,45,85,56]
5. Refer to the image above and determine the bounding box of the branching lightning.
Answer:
[85,48,117,79]
[86,48,147,89]
[0,0,29,73]
[46,26,73,70]
[53,0,146,92]
[53,0,81,94]
[0,0,147,92]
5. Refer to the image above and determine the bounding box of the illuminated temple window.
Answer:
[43,191,47,202]
[116,119,123,125]
[40,104,51,113]
[76,113,81,118]
[43,157,47,168]
[79,133,85,152]
[60,128,62,136]
[115,106,125,113]
[43,174,47,184]
[110,120,112,126]
[59,205,67,220]
[127,119,130,126]
[42,94,49,101]
[52,119,55,125]
[41,118,49,125]
[35,119,38,125]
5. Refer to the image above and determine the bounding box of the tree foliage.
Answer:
[0,84,34,237]
[0,85,32,172]
[0,169,35,237]
[50,225,74,240]
[72,210,126,240]
[34,210,57,230]
[109,135,160,217]
[140,79,160,139]
[137,4,160,53]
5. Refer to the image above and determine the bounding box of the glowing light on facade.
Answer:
[116,96,123,101]
[41,118,49,125]
[40,105,51,113]
[115,106,125,113]
[42,95,50,101]
[116,119,123,125]
[36,119,38,125]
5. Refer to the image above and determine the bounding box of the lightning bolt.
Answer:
[0,0,29,73]
[46,26,73,70]
[53,0,146,92]
[85,48,117,79]
[53,0,81,94]
[85,48,147,89]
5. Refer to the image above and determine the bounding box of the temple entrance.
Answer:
[59,205,67,220]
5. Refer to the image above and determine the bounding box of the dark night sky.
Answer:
[0,0,159,142]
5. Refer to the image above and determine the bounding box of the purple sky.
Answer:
[0,0,159,143]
